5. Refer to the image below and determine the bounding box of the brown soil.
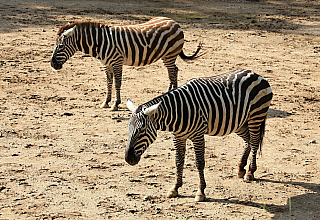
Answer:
[0,0,319,219]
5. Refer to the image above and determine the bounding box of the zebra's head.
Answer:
[51,25,77,70]
[125,98,161,166]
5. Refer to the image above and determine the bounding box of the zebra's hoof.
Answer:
[166,189,178,198]
[100,101,110,108]
[237,170,246,178]
[194,194,206,202]
[110,104,119,111]
[244,174,254,182]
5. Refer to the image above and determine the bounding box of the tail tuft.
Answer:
[179,42,204,61]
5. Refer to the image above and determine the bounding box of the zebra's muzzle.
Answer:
[125,146,141,166]
[51,57,63,70]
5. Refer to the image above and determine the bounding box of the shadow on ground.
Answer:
[267,108,292,119]
[0,0,319,36]
[206,178,319,219]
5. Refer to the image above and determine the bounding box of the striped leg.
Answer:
[191,134,206,202]
[167,136,186,198]
[245,115,268,182]
[245,140,259,182]
[236,123,251,179]
[100,66,113,108]
[245,128,262,181]
[163,58,178,91]
[110,63,123,111]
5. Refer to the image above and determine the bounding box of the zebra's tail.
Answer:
[258,116,267,156]
[179,42,204,61]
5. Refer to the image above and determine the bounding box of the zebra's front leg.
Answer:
[100,66,113,108]
[110,63,123,111]
[167,137,186,198]
[191,135,206,202]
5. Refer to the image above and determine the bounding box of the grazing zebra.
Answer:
[125,69,273,202]
[50,17,202,111]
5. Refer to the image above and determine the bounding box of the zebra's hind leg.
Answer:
[244,144,258,182]
[190,134,206,202]
[163,58,178,91]
[110,63,123,111]
[236,123,251,179]
[100,66,113,108]
[245,118,267,182]
[167,136,186,199]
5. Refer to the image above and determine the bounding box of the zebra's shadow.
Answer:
[205,178,319,219]
[267,108,292,119]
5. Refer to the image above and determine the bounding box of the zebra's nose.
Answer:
[125,146,140,165]
[51,57,63,70]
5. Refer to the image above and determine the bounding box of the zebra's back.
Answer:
[155,69,273,137]
[112,17,184,66]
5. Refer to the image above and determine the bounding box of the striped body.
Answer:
[51,17,201,110]
[125,69,273,201]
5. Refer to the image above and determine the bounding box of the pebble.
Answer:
[305,140,317,145]
[309,140,317,144]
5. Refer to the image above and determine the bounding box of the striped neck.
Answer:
[142,93,173,132]
[73,23,113,61]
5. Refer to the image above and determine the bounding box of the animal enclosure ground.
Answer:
[0,0,319,219]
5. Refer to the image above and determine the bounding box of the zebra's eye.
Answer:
[57,39,64,48]
[59,36,67,46]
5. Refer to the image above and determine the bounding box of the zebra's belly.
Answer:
[122,43,182,67]
[205,127,238,137]
[122,57,158,67]
[204,114,248,137]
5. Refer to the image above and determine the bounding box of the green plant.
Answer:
[289,197,292,220]
[261,194,267,211]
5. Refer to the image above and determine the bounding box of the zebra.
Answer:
[125,69,273,202]
[50,17,202,111]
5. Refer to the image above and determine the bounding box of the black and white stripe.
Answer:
[125,69,273,202]
[51,17,202,110]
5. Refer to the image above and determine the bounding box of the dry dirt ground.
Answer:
[0,0,319,219]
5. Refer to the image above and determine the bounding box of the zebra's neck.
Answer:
[74,24,116,64]
[143,93,179,132]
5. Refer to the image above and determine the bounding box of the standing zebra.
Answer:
[51,17,202,111]
[125,69,273,202]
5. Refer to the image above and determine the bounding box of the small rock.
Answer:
[143,195,153,201]
[62,112,73,116]
[305,140,317,146]
[0,186,6,192]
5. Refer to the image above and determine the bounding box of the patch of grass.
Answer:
[261,194,267,211]
[289,197,292,220]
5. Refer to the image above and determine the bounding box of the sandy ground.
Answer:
[0,0,319,219]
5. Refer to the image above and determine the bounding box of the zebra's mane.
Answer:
[57,22,110,36]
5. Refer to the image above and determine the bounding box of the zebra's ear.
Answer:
[127,98,137,112]
[143,102,161,117]
[63,27,75,37]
